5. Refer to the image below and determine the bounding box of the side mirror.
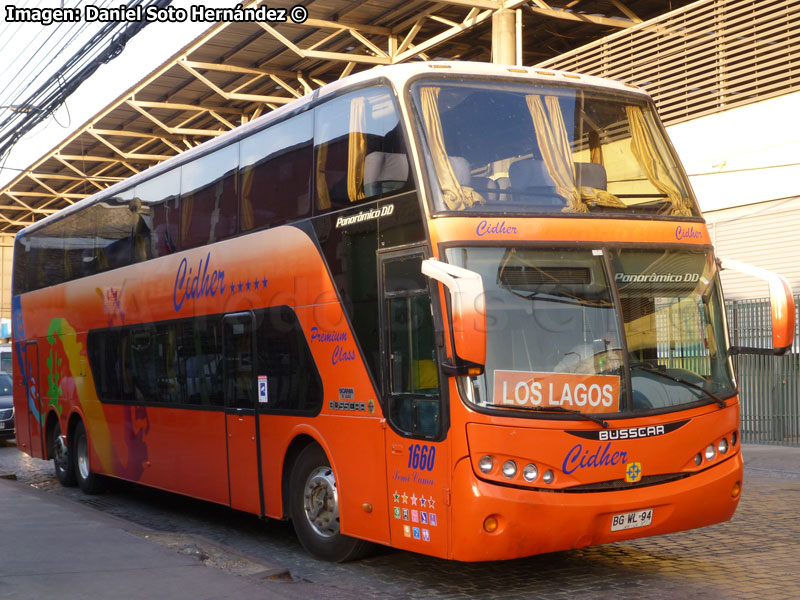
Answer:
[720,258,796,354]
[421,258,486,370]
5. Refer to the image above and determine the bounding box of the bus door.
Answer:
[23,340,45,458]
[222,312,264,515]
[378,247,449,555]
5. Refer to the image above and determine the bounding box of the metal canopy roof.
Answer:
[0,0,691,234]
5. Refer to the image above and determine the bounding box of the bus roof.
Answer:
[16,61,649,240]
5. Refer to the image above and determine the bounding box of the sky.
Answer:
[0,0,236,188]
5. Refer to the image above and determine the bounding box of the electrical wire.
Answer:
[0,0,174,162]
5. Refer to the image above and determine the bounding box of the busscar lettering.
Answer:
[599,425,666,441]
[562,442,627,474]
[173,252,225,311]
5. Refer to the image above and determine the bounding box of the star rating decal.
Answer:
[224,276,268,296]
[393,490,400,503]
[410,493,418,506]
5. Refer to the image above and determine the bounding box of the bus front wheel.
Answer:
[289,444,371,562]
[72,421,105,495]
[52,421,76,487]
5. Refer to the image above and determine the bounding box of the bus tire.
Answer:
[72,421,105,495]
[289,444,371,562]
[52,420,76,487]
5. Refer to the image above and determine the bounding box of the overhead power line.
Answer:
[0,0,173,163]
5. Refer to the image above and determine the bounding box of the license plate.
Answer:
[611,508,653,531]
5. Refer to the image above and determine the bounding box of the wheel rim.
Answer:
[53,429,68,475]
[302,466,340,538]
[76,433,90,480]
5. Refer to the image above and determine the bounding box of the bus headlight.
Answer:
[705,444,716,461]
[522,464,538,482]
[502,460,517,478]
[542,470,555,484]
[718,438,729,455]
[479,455,493,474]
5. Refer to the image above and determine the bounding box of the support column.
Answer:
[491,9,516,65]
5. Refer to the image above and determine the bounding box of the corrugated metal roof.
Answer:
[0,0,691,234]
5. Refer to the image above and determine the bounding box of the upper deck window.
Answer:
[314,86,414,212]
[411,78,699,218]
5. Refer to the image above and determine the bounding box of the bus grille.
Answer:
[561,472,690,493]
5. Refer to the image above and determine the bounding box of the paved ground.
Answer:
[0,439,798,599]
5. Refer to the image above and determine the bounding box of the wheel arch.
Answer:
[281,433,327,520]
[43,410,61,459]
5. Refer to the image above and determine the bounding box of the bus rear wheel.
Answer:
[52,421,76,487]
[72,421,105,495]
[289,444,371,562]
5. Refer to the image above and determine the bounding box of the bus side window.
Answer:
[254,306,323,413]
[181,144,238,249]
[136,169,180,258]
[314,86,413,213]
[240,112,313,231]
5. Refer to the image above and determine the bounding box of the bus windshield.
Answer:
[412,78,699,217]
[447,247,735,415]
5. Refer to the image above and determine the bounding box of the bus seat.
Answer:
[575,162,607,190]
[470,177,498,202]
[448,156,472,186]
[364,151,409,197]
[508,159,560,206]
[495,176,511,202]
[509,159,555,190]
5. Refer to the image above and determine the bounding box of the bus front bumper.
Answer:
[447,451,742,561]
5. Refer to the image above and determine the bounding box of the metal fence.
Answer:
[726,296,800,446]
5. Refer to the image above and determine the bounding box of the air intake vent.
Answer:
[499,266,591,286]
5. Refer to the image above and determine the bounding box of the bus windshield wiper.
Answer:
[630,364,726,408]
[525,405,609,428]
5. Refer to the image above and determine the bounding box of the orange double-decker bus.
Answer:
[11,62,794,562]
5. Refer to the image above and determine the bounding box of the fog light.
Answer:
[542,470,555,484]
[502,460,517,478]
[718,438,729,455]
[705,444,716,461]
[731,481,741,498]
[731,430,738,446]
[479,455,493,474]
[483,516,498,533]
[694,453,702,466]
[522,463,539,482]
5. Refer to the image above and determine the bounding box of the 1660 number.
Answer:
[408,444,436,471]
